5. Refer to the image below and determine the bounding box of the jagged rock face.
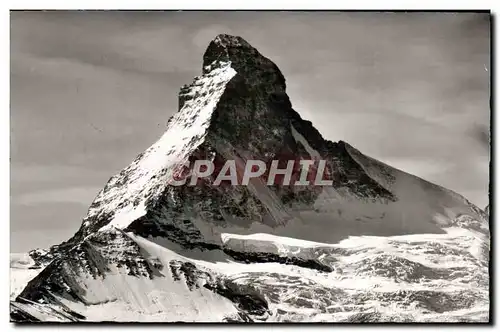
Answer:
[12,34,489,323]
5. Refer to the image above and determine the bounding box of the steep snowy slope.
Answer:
[10,254,41,300]
[343,143,489,236]
[11,34,489,323]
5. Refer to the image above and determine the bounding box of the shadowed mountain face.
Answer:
[11,34,489,323]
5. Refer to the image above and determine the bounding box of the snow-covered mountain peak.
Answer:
[74,34,310,238]
[12,35,489,323]
[203,34,253,66]
[33,34,487,253]
[203,34,286,88]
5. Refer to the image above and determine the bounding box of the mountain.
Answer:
[10,34,490,323]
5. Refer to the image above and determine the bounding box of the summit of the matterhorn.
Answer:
[11,34,489,323]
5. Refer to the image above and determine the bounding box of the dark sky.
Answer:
[10,11,490,252]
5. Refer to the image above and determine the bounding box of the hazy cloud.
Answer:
[471,124,491,151]
[14,186,101,206]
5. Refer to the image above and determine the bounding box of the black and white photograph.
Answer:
[9,10,491,323]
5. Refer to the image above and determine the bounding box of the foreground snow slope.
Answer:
[12,225,488,322]
[11,34,489,323]
[10,254,41,300]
